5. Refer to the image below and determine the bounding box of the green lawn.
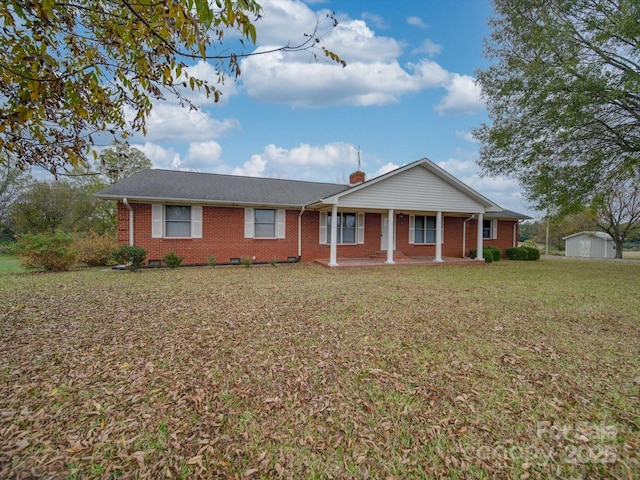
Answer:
[0,260,638,478]
[0,255,24,274]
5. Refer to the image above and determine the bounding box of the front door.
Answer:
[381,214,396,251]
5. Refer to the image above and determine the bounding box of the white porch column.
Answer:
[434,210,443,262]
[385,209,395,264]
[329,204,339,267]
[476,212,484,261]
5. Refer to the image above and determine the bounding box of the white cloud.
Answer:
[435,74,484,115]
[249,0,325,46]
[236,2,484,115]
[406,16,427,28]
[232,155,267,177]
[241,52,423,106]
[412,39,443,57]
[323,20,402,63]
[438,158,478,177]
[455,130,476,143]
[372,162,400,178]
[361,12,387,29]
[185,141,224,169]
[177,61,239,106]
[132,142,183,170]
[125,103,240,144]
[264,142,355,167]
[243,142,358,180]
[465,174,519,192]
[410,59,450,88]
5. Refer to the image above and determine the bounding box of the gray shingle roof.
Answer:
[562,231,613,241]
[95,169,350,207]
[484,209,532,220]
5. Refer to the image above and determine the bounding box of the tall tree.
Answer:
[61,141,154,232]
[0,1,343,174]
[591,173,640,258]
[0,158,32,238]
[10,180,114,234]
[11,181,91,234]
[474,0,640,213]
[96,141,152,184]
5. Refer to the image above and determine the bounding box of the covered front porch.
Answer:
[306,160,501,267]
[318,205,488,267]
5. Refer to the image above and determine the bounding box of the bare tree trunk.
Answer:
[614,239,624,259]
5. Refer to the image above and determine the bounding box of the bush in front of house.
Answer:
[469,246,501,262]
[522,246,541,261]
[486,246,502,261]
[162,250,184,269]
[15,232,79,272]
[505,246,540,261]
[73,231,118,267]
[112,245,147,271]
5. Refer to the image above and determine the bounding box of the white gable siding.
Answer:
[335,167,485,212]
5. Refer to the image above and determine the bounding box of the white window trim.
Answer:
[408,215,444,245]
[151,204,202,239]
[483,219,498,240]
[320,211,365,245]
[244,208,286,239]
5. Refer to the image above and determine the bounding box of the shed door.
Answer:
[579,239,590,257]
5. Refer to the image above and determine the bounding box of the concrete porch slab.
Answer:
[314,256,481,268]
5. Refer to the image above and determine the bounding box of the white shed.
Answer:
[563,231,616,259]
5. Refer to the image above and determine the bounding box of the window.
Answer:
[165,206,191,237]
[409,215,442,244]
[327,212,356,244]
[244,208,286,238]
[254,209,276,238]
[151,204,202,238]
[413,215,436,244]
[319,212,365,244]
[483,219,497,239]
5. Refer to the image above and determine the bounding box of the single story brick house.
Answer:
[96,158,530,266]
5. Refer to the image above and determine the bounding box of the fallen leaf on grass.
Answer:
[14,440,29,451]
[186,455,203,465]
[131,451,145,469]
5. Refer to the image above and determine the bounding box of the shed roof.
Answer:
[562,231,613,241]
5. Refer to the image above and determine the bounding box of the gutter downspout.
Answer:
[513,220,521,247]
[297,205,306,258]
[122,197,134,246]
[462,214,476,258]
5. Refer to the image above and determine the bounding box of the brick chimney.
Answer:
[349,170,365,186]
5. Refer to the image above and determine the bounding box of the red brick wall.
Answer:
[396,215,466,257]
[297,212,382,260]
[463,218,518,256]
[116,202,518,264]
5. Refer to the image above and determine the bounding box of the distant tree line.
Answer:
[519,212,640,252]
[0,142,151,244]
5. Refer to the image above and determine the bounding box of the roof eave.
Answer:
[95,194,306,209]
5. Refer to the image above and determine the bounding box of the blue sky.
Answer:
[116,0,535,218]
